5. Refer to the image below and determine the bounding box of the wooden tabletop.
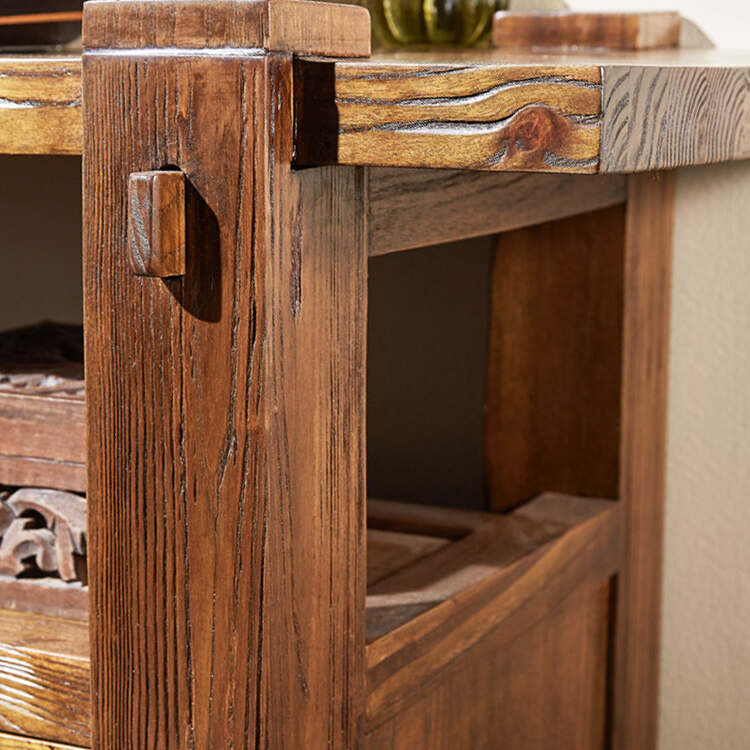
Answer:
[3,47,750,174]
[295,47,750,173]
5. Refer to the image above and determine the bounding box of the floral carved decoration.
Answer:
[0,488,86,583]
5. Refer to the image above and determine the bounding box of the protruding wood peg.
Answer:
[127,170,186,277]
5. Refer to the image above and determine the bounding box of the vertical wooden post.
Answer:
[82,3,368,747]
[612,171,674,750]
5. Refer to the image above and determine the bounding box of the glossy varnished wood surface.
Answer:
[0,610,90,746]
[367,168,626,254]
[0,56,81,155]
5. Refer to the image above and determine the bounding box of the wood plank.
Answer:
[367,168,626,255]
[493,11,681,51]
[0,323,86,491]
[295,58,603,172]
[367,498,492,538]
[84,6,366,746]
[601,64,750,172]
[0,610,90,747]
[83,0,370,57]
[295,48,750,173]
[363,581,611,750]
[367,529,449,586]
[0,732,84,750]
[365,493,619,727]
[0,57,81,156]
[611,172,674,750]
[485,205,624,510]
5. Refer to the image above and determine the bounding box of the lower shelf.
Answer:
[0,492,618,748]
[0,323,85,493]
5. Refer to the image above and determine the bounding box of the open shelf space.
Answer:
[0,491,618,749]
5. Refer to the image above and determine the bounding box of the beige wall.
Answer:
[659,162,750,749]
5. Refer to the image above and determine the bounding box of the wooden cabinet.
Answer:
[0,3,746,748]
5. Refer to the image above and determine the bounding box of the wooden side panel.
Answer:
[485,205,624,510]
[367,169,626,255]
[363,581,611,750]
[295,60,602,173]
[84,49,365,750]
[0,610,90,747]
[611,172,674,750]
[601,65,750,172]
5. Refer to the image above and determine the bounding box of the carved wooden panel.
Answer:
[0,487,86,583]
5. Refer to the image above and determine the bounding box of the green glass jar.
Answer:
[367,0,509,46]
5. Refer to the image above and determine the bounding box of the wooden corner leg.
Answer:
[83,4,367,748]
[612,171,675,750]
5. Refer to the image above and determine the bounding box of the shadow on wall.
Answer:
[0,155,83,330]
[367,237,495,511]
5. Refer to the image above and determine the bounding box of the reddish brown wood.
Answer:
[0,323,85,492]
[493,11,681,51]
[611,171,674,750]
[364,494,619,747]
[83,4,367,747]
[128,171,186,278]
[485,206,624,510]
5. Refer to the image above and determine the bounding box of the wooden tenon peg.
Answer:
[127,170,186,277]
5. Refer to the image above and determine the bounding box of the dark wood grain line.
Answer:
[601,64,750,172]
[295,61,602,173]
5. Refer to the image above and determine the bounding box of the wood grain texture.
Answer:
[127,171,186,277]
[84,34,365,750]
[611,172,674,750]
[0,396,85,491]
[0,733,84,750]
[485,205,624,510]
[368,168,626,255]
[0,609,90,746]
[295,59,602,172]
[365,493,619,742]
[601,64,750,172]
[367,498,491,538]
[0,324,85,492]
[0,57,81,156]
[367,529,448,586]
[83,0,370,56]
[493,11,681,51]
[364,581,611,750]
